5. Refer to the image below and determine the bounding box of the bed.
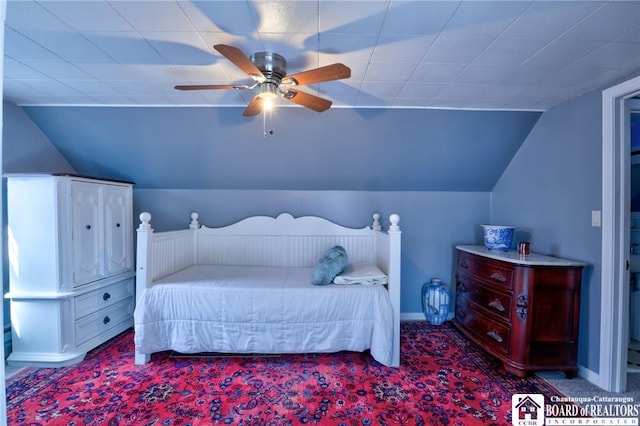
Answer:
[133,211,401,367]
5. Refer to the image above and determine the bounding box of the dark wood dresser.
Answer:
[453,245,586,378]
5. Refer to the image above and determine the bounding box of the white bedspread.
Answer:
[134,265,395,366]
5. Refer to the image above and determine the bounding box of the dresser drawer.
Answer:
[75,278,134,320]
[457,251,514,289]
[456,276,512,322]
[75,298,133,347]
[455,300,511,356]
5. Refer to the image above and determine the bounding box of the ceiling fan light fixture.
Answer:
[258,82,278,99]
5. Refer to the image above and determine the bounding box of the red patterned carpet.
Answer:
[6,321,564,425]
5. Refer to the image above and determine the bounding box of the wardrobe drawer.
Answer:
[455,301,511,356]
[75,278,134,320]
[457,251,514,289]
[456,276,512,322]
[75,298,133,347]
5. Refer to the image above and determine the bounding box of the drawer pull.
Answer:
[103,316,111,325]
[102,292,111,301]
[459,259,468,269]
[487,329,504,343]
[456,310,466,319]
[457,282,467,293]
[488,298,505,312]
[490,272,507,282]
[86,224,92,230]
[116,223,121,228]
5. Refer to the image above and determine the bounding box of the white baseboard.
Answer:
[401,312,426,321]
[579,365,599,387]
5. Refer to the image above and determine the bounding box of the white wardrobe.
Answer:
[6,174,135,366]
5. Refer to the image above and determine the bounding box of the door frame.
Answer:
[1,3,7,425]
[601,75,640,393]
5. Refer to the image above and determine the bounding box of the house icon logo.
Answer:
[512,394,544,426]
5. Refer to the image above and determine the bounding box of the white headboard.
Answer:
[194,212,378,268]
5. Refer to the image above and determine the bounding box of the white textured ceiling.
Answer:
[3,0,640,111]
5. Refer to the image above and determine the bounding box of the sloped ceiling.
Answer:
[23,106,540,191]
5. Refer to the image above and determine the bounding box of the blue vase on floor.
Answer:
[422,278,450,325]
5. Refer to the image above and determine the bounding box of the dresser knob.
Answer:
[457,282,467,293]
[103,292,111,301]
[86,224,92,230]
[490,272,507,282]
[487,329,503,343]
[116,223,121,228]
[103,316,111,325]
[488,298,506,312]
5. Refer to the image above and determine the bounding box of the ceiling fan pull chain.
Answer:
[263,106,273,137]
[263,108,267,137]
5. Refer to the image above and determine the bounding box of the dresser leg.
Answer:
[564,370,578,379]
[504,364,528,378]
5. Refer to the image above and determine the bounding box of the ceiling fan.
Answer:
[175,44,351,117]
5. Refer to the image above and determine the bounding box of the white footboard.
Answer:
[134,211,401,366]
[135,212,197,306]
[379,214,401,367]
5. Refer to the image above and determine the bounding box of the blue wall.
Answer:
[492,90,603,372]
[3,101,74,174]
[632,115,640,211]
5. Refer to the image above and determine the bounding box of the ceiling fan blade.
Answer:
[282,63,351,87]
[214,44,266,82]
[175,84,245,91]
[283,89,332,112]
[243,96,264,117]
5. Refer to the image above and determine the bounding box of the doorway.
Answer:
[601,76,640,393]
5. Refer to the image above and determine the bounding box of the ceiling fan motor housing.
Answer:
[250,52,287,84]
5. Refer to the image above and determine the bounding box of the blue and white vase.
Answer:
[422,278,450,325]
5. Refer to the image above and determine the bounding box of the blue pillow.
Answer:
[312,246,348,286]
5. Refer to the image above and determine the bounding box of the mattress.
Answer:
[134,264,394,366]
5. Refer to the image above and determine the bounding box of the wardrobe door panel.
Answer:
[103,184,133,276]
[71,181,103,286]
